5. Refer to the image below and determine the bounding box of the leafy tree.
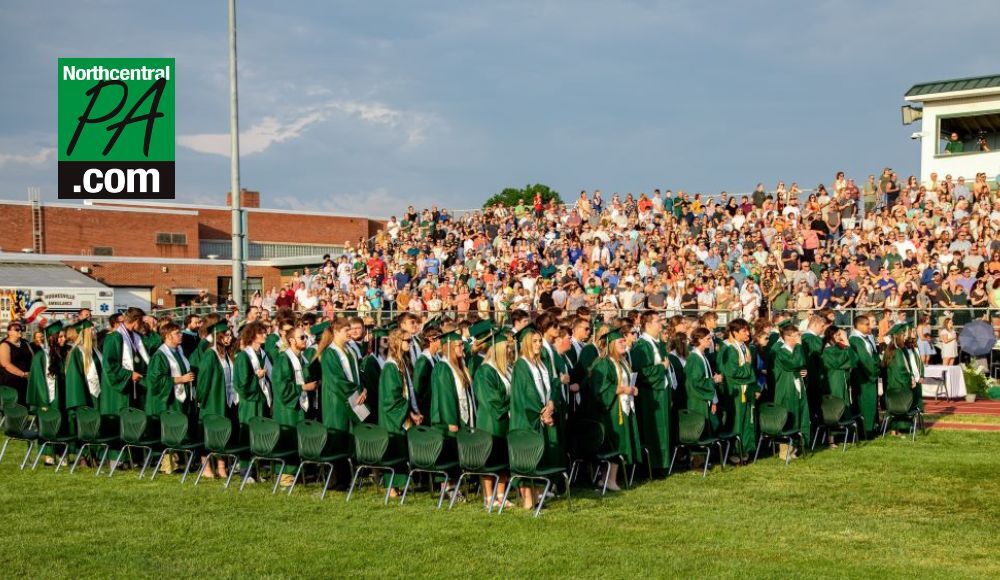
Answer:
[483,183,562,208]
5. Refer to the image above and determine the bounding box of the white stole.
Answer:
[244,346,272,408]
[782,343,803,395]
[118,325,149,372]
[614,359,635,415]
[43,351,56,404]
[328,342,356,383]
[485,360,512,395]
[218,350,236,407]
[285,349,309,411]
[157,343,191,403]
[80,346,102,398]
[443,359,475,427]
[522,357,551,403]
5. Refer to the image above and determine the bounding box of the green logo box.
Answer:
[58,57,175,199]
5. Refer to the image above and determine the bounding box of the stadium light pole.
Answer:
[228,0,244,309]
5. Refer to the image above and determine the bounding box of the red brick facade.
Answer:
[0,193,384,309]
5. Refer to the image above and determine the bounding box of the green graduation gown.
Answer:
[430,360,475,436]
[590,357,642,464]
[718,340,758,454]
[631,336,671,469]
[822,344,856,403]
[510,357,564,468]
[685,349,719,432]
[773,343,809,435]
[233,348,270,427]
[849,333,880,434]
[473,362,510,438]
[264,333,282,365]
[360,354,383,424]
[320,344,363,450]
[271,350,310,429]
[886,349,924,413]
[412,352,437,418]
[64,346,102,410]
[377,359,411,487]
[99,330,147,415]
[144,346,193,419]
[196,348,236,425]
[801,332,825,425]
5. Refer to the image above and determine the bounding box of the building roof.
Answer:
[905,74,1000,98]
[0,262,110,290]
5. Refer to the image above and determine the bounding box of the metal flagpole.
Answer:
[228,0,244,309]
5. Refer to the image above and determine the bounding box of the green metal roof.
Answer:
[905,74,1000,97]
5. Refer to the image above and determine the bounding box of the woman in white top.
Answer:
[937,316,958,365]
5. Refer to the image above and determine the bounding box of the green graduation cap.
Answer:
[424,317,443,331]
[440,330,463,344]
[469,320,495,340]
[43,321,64,338]
[889,323,913,336]
[70,319,94,332]
[309,321,330,337]
[604,328,625,346]
[370,327,389,340]
[777,319,796,330]
[490,331,512,345]
[386,319,400,331]
[209,320,230,334]
[514,323,538,342]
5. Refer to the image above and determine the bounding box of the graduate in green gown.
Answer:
[378,328,422,493]
[800,315,828,430]
[232,321,272,476]
[472,330,513,507]
[848,315,881,436]
[187,313,220,377]
[144,322,195,422]
[26,322,67,414]
[64,321,101,465]
[631,312,672,473]
[359,328,389,424]
[590,329,641,490]
[510,324,563,510]
[718,318,758,460]
[820,326,857,446]
[270,325,317,486]
[100,308,150,417]
[685,327,722,434]
[27,323,69,465]
[430,331,476,436]
[318,318,367,453]
[195,321,238,478]
[772,324,809,460]
[465,320,494,380]
[412,328,442,419]
[140,316,163,357]
[883,323,924,432]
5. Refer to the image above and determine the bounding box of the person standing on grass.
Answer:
[379,329,421,497]
[631,311,672,474]
[473,330,514,509]
[685,327,722,436]
[883,323,923,433]
[360,327,389,425]
[63,320,102,467]
[101,307,149,416]
[26,322,68,466]
[590,328,641,490]
[144,321,195,475]
[270,324,317,487]
[772,324,808,461]
[821,326,856,447]
[319,318,367,456]
[718,318,758,462]
[848,315,880,437]
[232,322,273,479]
[195,321,238,479]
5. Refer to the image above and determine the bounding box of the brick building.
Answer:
[0,190,384,311]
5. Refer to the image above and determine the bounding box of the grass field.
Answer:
[2,430,999,578]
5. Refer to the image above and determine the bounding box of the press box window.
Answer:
[938,112,1000,155]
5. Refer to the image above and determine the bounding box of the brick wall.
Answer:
[63,260,282,308]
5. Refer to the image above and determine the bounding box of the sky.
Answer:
[1,0,998,217]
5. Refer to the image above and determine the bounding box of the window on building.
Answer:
[93,246,113,256]
[938,112,1000,155]
[217,276,263,306]
[156,232,188,245]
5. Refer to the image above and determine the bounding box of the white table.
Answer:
[922,365,967,399]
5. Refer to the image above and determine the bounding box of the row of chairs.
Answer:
[0,395,571,517]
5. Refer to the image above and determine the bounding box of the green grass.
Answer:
[2,431,1000,578]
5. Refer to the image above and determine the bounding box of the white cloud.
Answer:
[0,147,55,167]
[178,99,431,157]
[272,188,438,219]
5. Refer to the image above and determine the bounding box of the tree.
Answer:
[483,183,562,208]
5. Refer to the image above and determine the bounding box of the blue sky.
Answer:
[1,0,998,216]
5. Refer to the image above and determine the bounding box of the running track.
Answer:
[924,398,1000,432]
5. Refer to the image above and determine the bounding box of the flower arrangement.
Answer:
[962,362,999,398]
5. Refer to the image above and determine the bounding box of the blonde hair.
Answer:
[517,329,541,364]
[444,340,471,388]
[387,329,413,378]
[483,338,512,375]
